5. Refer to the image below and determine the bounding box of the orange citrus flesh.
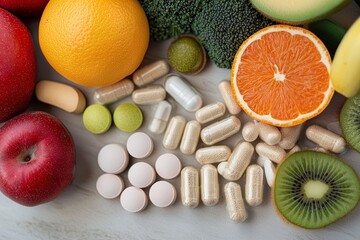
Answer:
[231,25,333,127]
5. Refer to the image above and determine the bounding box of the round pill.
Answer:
[155,153,182,179]
[82,104,112,134]
[126,132,154,158]
[96,174,124,199]
[120,186,148,213]
[97,144,129,174]
[128,162,156,188]
[149,181,177,208]
[113,103,143,132]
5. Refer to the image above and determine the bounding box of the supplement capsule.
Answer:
[181,166,200,208]
[278,125,303,149]
[245,164,264,207]
[201,116,241,145]
[132,60,170,87]
[218,80,241,115]
[131,85,166,105]
[305,124,346,153]
[255,142,287,164]
[257,122,282,145]
[287,145,301,156]
[195,102,226,124]
[201,164,219,206]
[241,121,259,142]
[180,120,201,155]
[224,182,247,222]
[195,145,231,165]
[264,158,276,188]
[148,101,172,134]
[217,141,254,181]
[256,155,268,167]
[93,79,134,104]
[164,74,202,112]
[163,115,187,150]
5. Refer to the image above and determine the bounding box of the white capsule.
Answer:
[94,79,134,104]
[195,102,226,124]
[195,145,231,165]
[278,125,303,150]
[180,120,201,155]
[181,166,200,208]
[242,121,259,142]
[255,142,287,164]
[164,74,202,112]
[256,155,268,167]
[217,141,254,181]
[218,80,241,115]
[201,116,241,145]
[224,182,247,222]
[148,101,172,134]
[163,115,187,150]
[245,164,264,207]
[131,85,166,105]
[201,164,220,206]
[132,60,170,87]
[305,124,346,153]
[257,122,282,145]
[263,158,276,188]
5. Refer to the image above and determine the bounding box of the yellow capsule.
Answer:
[218,80,241,115]
[255,142,287,164]
[181,166,200,208]
[305,124,346,153]
[278,125,303,150]
[245,164,264,207]
[200,164,219,206]
[195,145,231,165]
[163,116,187,150]
[131,85,166,105]
[195,102,226,124]
[224,182,247,222]
[201,116,241,145]
[132,60,170,87]
[180,120,201,155]
[257,122,281,145]
[93,79,134,105]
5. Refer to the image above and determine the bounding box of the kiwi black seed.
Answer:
[340,92,360,153]
[273,151,360,229]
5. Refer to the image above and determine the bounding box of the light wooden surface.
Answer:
[1,3,360,240]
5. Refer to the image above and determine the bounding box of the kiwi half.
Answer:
[273,151,360,229]
[340,92,360,153]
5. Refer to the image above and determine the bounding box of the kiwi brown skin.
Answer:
[272,150,360,230]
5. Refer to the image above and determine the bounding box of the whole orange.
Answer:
[38,0,149,87]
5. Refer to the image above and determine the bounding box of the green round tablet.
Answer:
[113,103,143,132]
[82,104,112,134]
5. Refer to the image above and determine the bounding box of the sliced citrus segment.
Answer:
[231,25,333,127]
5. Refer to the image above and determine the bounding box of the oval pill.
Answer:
[120,186,148,213]
[306,124,346,153]
[201,116,241,145]
[181,166,200,208]
[96,173,124,199]
[218,80,241,115]
[148,101,172,134]
[163,115,187,150]
[224,182,247,222]
[255,142,287,164]
[35,80,86,113]
[195,145,231,165]
[180,120,201,155]
[93,79,134,104]
[133,60,170,87]
[131,85,166,105]
[245,164,264,207]
[164,74,203,112]
[97,144,129,174]
[195,102,226,124]
[200,164,219,206]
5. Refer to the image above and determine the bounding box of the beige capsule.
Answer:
[180,120,201,155]
[195,145,231,165]
[132,60,170,87]
[257,122,282,145]
[287,145,301,156]
[218,80,241,115]
[201,116,241,145]
[163,116,187,150]
[278,125,303,150]
[195,102,226,124]
[200,164,220,206]
[224,182,247,222]
[242,121,259,142]
[255,142,287,164]
[131,85,166,105]
[305,124,346,153]
[181,166,200,208]
[245,164,264,207]
[93,79,134,105]
[263,158,276,188]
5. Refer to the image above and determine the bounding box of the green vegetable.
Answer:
[139,0,204,41]
[192,0,274,69]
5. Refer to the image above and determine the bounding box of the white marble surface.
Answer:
[1,3,360,240]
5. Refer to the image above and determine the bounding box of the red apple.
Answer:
[0,8,36,123]
[0,0,49,17]
[0,111,76,206]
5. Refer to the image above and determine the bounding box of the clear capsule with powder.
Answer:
[132,60,170,87]
[181,166,200,208]
[201,164,219,206]
[131,85,166,105]
[93,79,134,104]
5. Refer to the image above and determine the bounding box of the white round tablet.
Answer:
[96,173,124,199]
[120,186,148,213]
[149,181,177,208]
[98,144,129,174]
[128,162,156,188]
[155,153,182,179]
[126,132,154,158]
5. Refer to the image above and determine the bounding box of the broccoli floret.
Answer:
[192,0,275,69]
[140,0,204,41]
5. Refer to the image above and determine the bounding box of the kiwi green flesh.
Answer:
[340,93,360,153]
[274,151,360,229]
